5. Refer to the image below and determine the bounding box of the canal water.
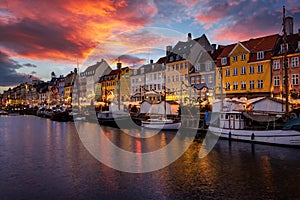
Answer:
[0,115,299,200]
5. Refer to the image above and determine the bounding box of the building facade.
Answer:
[215,34,278,98]
[272,31,300,99]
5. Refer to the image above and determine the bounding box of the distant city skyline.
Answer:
[1,0,300,92]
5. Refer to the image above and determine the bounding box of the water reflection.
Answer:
[0,116,300,199]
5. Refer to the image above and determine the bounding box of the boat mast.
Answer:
[283,6,289,121]
[76,57,80,108]
[220,65,224,112]
[162,63,167,119]
[117,60,122,111]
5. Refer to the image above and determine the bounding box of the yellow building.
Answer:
[99,67,130,103]
[216,34,278,98]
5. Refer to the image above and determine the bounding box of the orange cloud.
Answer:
[0,0,158,63]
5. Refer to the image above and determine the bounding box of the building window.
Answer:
[273,59,280,70]
[250,80,255,89]
[221,57,227,65]
[292,57,299,68]
[241,81,246,90]
[176,75,179,82]
[257,51,264,60]
[158,73,162,79]
[208,75,213,84]
[185,62,188,69]
[201,77,205,83]
[176,64,179,70]
[180,63,183,70]
[233,56,238,62]
[258,80,263,89]
[233,68,238,76]
[195,63,200,72]
[249,66,254,74]
[191,77,195,84]
[283,76,289,85]
[225,82,230,90]
[233,82,238,90]
[241,66,246,75]
[154,73,157,80]
[292,74,299,85]
[225,69,230,76]
[241,54,246,61]
[205,62,212,71]
[274,76,280,86]
[257,64,263,73]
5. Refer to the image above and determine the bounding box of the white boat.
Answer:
[141,118,181,130]
[97,110,130,126]
[208,111,300,147]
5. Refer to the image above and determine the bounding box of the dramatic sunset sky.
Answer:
[0,0,300,92]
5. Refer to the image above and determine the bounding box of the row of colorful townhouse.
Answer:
[2,19,299,108]
[97,25,300,106]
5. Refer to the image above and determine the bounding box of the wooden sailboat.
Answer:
[208,6,300,147]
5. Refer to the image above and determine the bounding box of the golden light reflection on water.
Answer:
[260,155,274,193]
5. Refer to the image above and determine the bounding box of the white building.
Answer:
[79,59,111,105]
[130,59,165,102]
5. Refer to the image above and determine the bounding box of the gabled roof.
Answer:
[243,34,278,52]
[228,42,250,56]
[218,34,278,58]
[156,56,167,64]
[84,59,105,73]
[217,44,236,58]
[167,34,213,63]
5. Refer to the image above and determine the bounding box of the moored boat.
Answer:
[141,118,181,130]
[208,112,300,147]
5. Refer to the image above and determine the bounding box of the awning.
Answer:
[242,112,281,122]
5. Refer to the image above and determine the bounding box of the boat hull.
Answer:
[208,126,300,147]
[141,121,181,130]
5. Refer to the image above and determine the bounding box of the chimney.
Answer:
[286,16,293,35]
[150,59,153,64]
[211,44,216,53]
[117,62,122,70]
[187,33,192,41]
[166,45,172,56]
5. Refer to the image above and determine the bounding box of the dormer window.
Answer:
[133,69,137,75]
[141,68,144,74]
[257,51,264,60]
[221,57,227,65]
[280,44,289,53]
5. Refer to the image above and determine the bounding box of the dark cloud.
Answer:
[118,54,146,65]
[31,71,37,74]
[0,18,91,59]
[0,51,40,86]
[23,63,37,68]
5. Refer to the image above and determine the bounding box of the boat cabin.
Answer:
[219,112,245,130]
